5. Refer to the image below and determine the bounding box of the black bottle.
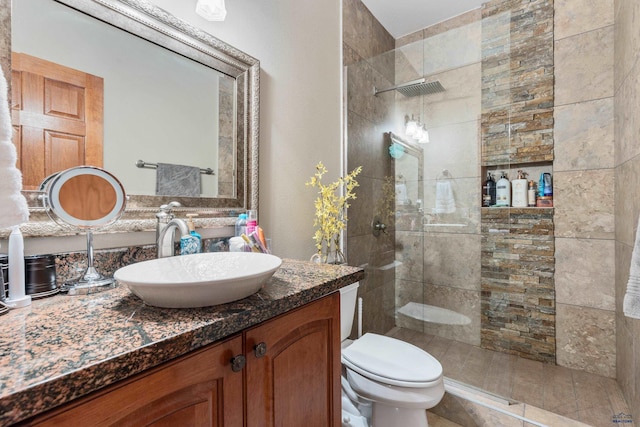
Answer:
[482,172,496,207]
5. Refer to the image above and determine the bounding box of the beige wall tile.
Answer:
[422,121,481,180]
[420,285,481,346]
[417,63,481,128]
[555,26,614,106]
[614,0,640,91]
[396,29,424,49]
[554,170,615,239]
[616,312,636,419]
[615,60,640,166]
[395,40,425,85]
[616,242,634,322]
[422,21,482,76]
[555,237,615,310]
[342,0,373,60]
[615,156,640,247]
[395,231,424,283]
[423,233,481,291]
[556,303,616,378]
[555,0,614,41]
[554,98,614,172]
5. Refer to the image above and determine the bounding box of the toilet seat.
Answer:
[341,333,443,388]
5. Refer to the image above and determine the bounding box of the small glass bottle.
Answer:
[527,180,536,207]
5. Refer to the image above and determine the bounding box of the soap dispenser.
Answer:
[181,214,202,254]
[495,172,511,207]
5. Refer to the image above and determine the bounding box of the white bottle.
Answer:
[511,170,528,208]
[495,172,511,207]
[7,226,31,307]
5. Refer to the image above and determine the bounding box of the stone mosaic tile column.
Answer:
[481,207,555,363]
[480,0,555,363]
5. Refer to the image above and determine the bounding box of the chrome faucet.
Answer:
[157,218,190,258]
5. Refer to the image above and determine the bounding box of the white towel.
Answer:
[0,66,29,229]
[624,215,640,319]
[395,183,408,205]
[435,180,456,214]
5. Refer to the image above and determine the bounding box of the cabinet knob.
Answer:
[254,342,267,358]
[230,354,246,372]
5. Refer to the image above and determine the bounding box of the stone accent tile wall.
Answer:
[479,0,556,364]
[480,207,555,363]
[615,0,640,418]
[481,0,555,166]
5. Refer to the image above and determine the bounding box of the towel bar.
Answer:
[136,160,215,175]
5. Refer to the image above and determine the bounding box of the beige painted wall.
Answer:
[18,0,343,260]
[140,0,345,260]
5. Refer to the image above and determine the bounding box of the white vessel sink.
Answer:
[114,252,282,308]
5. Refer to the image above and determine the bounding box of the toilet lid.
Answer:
[342,333,443,387]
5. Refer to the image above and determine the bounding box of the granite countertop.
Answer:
[0,259,364,426]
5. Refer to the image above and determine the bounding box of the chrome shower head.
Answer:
[396,80,445,97]
[374,78,446,97]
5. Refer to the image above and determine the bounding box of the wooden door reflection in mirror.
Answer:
[11,53,104,190]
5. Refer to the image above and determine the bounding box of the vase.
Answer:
[310,251,346,265]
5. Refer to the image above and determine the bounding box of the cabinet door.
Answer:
[26,335,244,427]
[245,293,341,427]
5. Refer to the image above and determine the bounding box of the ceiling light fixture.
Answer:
[196,0,227,21]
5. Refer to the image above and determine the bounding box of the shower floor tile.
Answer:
[387,327,635,427]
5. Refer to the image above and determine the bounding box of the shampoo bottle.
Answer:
[511,170,528,208]
[495,172,511,207]
[482,172,496,207]
[543,173,553,196]
[181,214,201,255]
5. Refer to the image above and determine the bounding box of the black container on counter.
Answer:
[1,254,58,299]
[25,255,57,296]
[0,254,8,300]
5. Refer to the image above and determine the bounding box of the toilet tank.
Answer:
[339,282,359,342]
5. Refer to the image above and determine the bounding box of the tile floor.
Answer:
[387,327,635,427]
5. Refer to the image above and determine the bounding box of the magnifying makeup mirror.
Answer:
[41,166,126,295]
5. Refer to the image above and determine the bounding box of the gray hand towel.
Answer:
[155,163,201,197]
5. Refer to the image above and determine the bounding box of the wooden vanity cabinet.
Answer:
[245,291,341,427]
[23,292,340,427]
[24,335,245,427]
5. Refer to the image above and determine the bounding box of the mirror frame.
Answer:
[1,0,259,237]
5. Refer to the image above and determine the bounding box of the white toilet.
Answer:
[339,282,445,427]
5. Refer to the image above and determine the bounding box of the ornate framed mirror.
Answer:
[1,0,259,237]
